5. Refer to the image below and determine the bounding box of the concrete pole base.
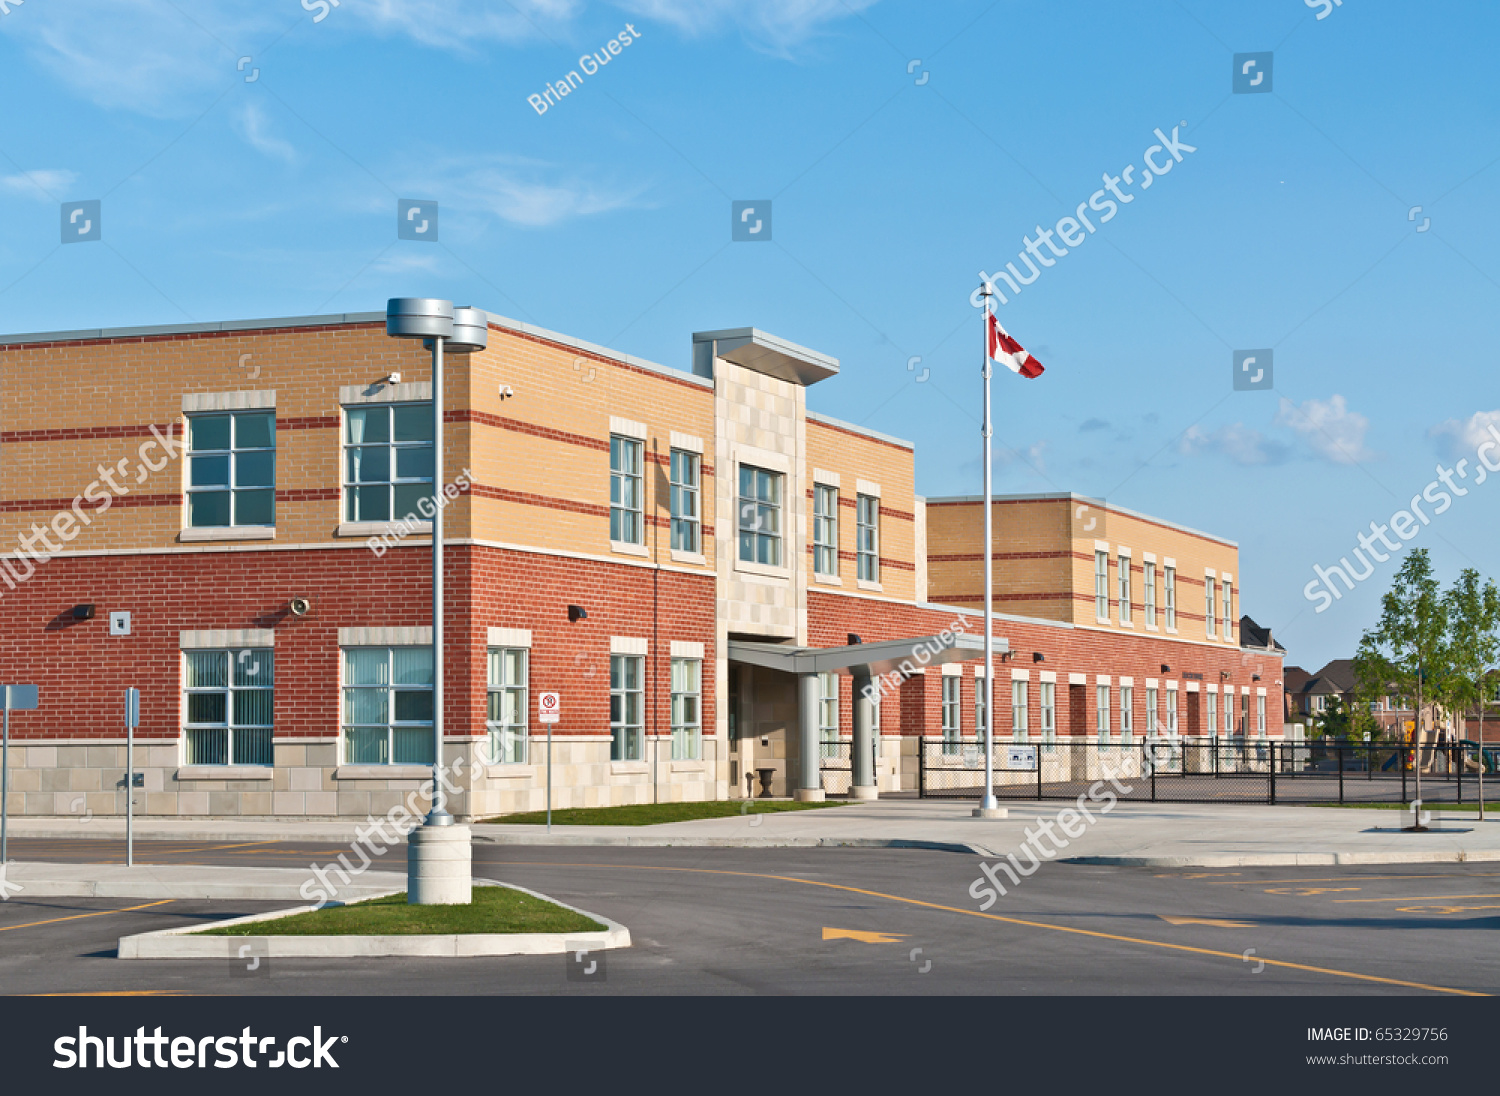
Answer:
[407,823,472,905]
[794,788,826,803]
[848,786,879,801]
[972,807,1008,819]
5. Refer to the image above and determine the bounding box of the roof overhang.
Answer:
[692,328,839,386]
[727,632,1000,677]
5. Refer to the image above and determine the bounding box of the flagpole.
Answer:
[976,283,1002,818]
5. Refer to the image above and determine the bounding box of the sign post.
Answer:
[538,692,560,834]
[1,684,39,867]
[125,688,140,867]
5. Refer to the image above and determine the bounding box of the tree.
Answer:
[1310,695,1352,740]
[1443,567,1500,820]
[1354,548,1450,814]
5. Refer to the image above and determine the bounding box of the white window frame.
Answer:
[1164,566,1176,630]
[1222,579,1234,638]
[1094,551,1109,620]
[1207,691,1219,739]
[487,647,528,764]
[856,494,880,582]
[610,435,644,545]
[818,672,840,759]
[1166,688,1179,736]
[610,653,645,760]
[670,657,702,760]
[342,646,435,766]
[941,675,961,753]
[1011,679,1028,742]
[1225,690,1236,735]
[738,464,783,566]
[1256,693,1267,736]
[1096,683,1110,743]
[1118,553,1131,624]
[1146,686,1158,737]
[975,673,988,737]
[1143,561,1157,629]
[187,411,276,529]
[813,484,839,577]
[1205,576,1217,638]
[183,648,274,765]
[344,402,434,525]
[1039,681,1056,752]
[1120,685,1134,742]
[669,448,700,554]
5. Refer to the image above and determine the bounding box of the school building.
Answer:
[0,307,1286,819]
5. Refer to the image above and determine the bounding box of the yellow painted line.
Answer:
[1211,874,1500,886]
[1334,894,1500,904]
[1264,887,1363,896]
[1396,904,1500,915]
[495,861,1485,996]
[0,900,175,933]
[1158,915,1255,928]
[823,927,908,943]
[21,990,191,997]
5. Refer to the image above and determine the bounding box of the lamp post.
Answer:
[385,298,488,901]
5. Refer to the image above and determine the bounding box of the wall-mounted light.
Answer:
[498,385,515,400]
[1032,652,1045,663]
[1160,664,1171,674]
[1252,673,1262,681]
[1220,670,1231,681]
[72,604,95,620]
[999,651,1015,662]
[385,372,402,385]
[288,597,312,617]
[847,633,862,646]
[568,604,588,623]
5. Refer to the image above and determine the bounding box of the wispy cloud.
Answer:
[234,102,296,163]
[1428,409,1500,461]
[404,155,651,228]
[0,169,79,202]
[1274,394,1374,465]
[619,0,878,56]
[1179,423,1290,466]
[341,0,579,51]
[1078,417,1110,433]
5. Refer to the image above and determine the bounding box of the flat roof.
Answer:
[924,492,1237,548]
[806,409,914,451]
[0,308,712,390]
[693,327,839,386]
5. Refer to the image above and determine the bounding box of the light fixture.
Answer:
[999,650,1014,662]
[71,604,95,620]
[498,385,515,400]
[847,633,862,645]
[1160,663,1171,674]
[288,597,312,616]
[1220,670,1231,681]
[1032,652,1045,663]
[1252,673,1262,681]
[386,371,402,385]
[385,299,489,840]
[568,605,588,623]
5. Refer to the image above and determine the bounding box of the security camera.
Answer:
[288,597,312,616]
[498,385,515,400]
[386,372,402,385]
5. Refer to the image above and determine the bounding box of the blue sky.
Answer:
[1,0,1498,672]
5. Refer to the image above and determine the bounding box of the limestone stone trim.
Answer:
[1069,672,1087,685]
[1145,678,1158,689]
[609,415,648,440]
[812,467,840,487]
[669,430,704,453]
[1119,676,1134,687]
[611,636,649,655]
[180,628,275,649]
[339,626,433,646]
[941,663,962,677]
[670,549,707,566]
[177,765,273,781]
[488,627,532,648]
[340,381,432,404]
[670,640,704,659]
[855,478,881,498]
[178,527,276,542]
[182,389,275,413]
[338,520,430,538]
[610,540,649,557]
[1039,670,1056,684]
[1010,668,1030,681]
[1095,674,1112,685]
[335,765,434,780]
[1185,681,1200,692]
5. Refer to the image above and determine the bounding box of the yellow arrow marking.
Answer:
[823,927,908,944]
[1157,915,1255,929]
[1396,904,1500,915]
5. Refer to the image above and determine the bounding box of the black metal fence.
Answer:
[917,736,1491,805]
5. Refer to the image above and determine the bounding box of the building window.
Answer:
[1011,679,1028,742]
[188,411,275,527]
[1207,691,1218,738]
[1225,691,1236,735]
[1118,554,1131,624]
[1222,579,1234,638]
[609,654,645,760]
[1096,684,1110,743]
[1204,576,1217,637]
[669,449,700,554]
[856,494,880,582]
[343,647,434,765]
[183,649,273,765]
[818,672,840,758]
[486,648,527,764]
[813,485,839,577]
[737,465,782,565]
[1256,694,1267,736]
[941,676,961,753]
[1039,681,1056,751]
[1239,693,1249,737]
[345,404,434,524]
[610,435,644,545]
[1166,689,1179,736]
[1146,686,1158,737]
[975,673,988,737]
[1120,685,1134,742]
[1143,561,1157,628]
[1164,566,1176,629]
[671,658,702,760]
[1095,551,1109,620]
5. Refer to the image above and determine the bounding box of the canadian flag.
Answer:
[988,311,1045,378]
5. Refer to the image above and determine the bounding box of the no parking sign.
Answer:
[538,692,560,723]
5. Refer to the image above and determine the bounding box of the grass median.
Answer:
[201,886,603,936]
[481,800,847,826]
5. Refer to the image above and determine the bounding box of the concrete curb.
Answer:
[1063,848,1500,869]
[8,872,407,902]
[471,832,980,853]
[117,880,631,959]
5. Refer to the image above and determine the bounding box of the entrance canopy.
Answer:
[727,631,1001,678]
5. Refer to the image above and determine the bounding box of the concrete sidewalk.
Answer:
[1,861,406,901]
[6,800,1500,867]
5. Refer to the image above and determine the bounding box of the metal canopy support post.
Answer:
[1,704,8,868]
[795,672,823,802]
[850,669,876,800]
